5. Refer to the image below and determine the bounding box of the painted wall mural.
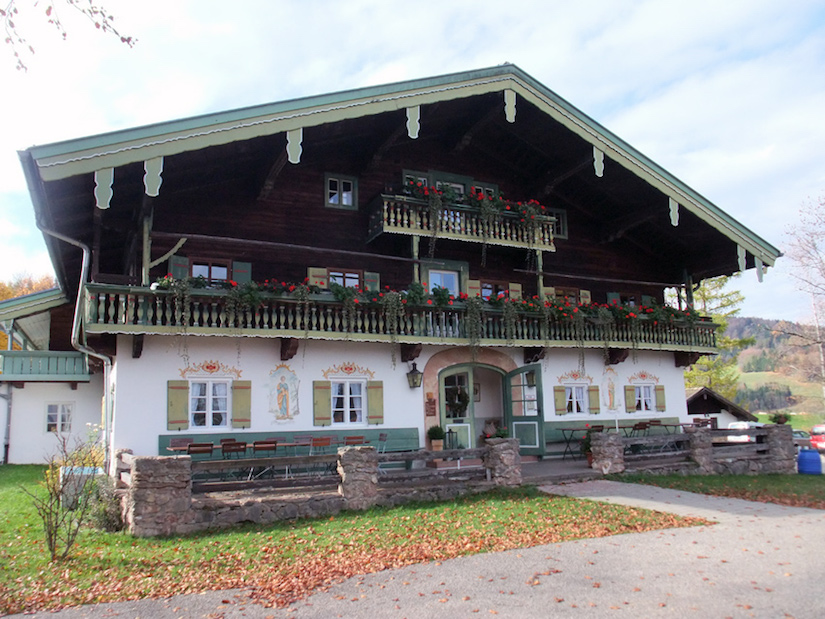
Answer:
[601,367,619,411]
[268,364,300,422]
[179,359,242,380]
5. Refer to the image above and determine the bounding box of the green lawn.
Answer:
[739,371,825,426]
[616,472,825,509]
[0,465,703,614]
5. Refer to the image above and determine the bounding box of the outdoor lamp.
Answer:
[406,362,423,388]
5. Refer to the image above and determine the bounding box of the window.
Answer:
[331,380,365,425]
[634,385,654,412]
[481,281,508,300]
[566,386,588,414]
[325,173,357,209]
[46,403,72,433]
[547,207,568,239]
[328,269,362,288]
[429,269,460,296]
[191,258,230,283]
[190,380,230,428]
[554,287,580,304]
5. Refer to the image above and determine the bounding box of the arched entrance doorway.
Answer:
[439,363,505,449]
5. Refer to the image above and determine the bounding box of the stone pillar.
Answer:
[764,424,796,474]
[337,446,379,510]
[482,438,522,486]
[686,426,714,474]
[591,432,625,474]
[125,456,194,537]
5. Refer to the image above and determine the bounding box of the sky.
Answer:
[1,0,823,322]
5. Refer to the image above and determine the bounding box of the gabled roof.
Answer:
[0,288,68,350]
[18,64,780,293]
[686,386,758,422]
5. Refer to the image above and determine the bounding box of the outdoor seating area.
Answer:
[166,433,381,460]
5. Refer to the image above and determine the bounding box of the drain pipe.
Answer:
[35,222,114,473]
[1,386,10,464]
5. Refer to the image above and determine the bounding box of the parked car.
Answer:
[792,429,812,453]
[810,425,825,451]
[727,421,763,443]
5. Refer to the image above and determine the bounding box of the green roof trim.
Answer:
[20,63,780,268]
[0,288,67,321]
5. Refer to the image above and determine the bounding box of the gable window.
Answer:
[326,173,357,210]
[191,258,230,283]
[46,403,72,433]
[331,379,365,425]
[190,379,230,428]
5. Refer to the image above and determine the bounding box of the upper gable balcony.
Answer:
[367,194,557,252]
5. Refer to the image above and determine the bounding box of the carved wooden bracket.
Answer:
[523,347,545,364]
[606,348,629,365]
[400,343,422,363]
[674,351,702,367]
[132,334,144,359]
[281,338,299,361]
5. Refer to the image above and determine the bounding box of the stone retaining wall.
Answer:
[120,439,522,537]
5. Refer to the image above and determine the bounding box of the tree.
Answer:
[681,274,751,400]
[0,273,58,349]
[2,0,134,71]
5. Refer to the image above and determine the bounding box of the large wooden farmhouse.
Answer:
[2,65,779,468]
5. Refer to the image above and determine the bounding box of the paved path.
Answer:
[10,481,825,618]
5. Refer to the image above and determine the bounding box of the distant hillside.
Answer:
[727,316,825,422]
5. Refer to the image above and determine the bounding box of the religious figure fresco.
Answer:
[268,364,299,421]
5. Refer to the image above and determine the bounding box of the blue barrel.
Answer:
[798,449,822,475]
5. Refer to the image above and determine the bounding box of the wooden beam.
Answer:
[523,347,545,364]
[132,334,144,359]
[674,351,702,367]
[606,349,629,365]
[281,338,299,361]
[451,103,501,153]
[400,343,422,363]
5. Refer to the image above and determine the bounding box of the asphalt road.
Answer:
[9,480,825,618]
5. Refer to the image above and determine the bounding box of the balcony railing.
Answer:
[367,194,557,252]
[84,284,717,352]
[0,350,90,382]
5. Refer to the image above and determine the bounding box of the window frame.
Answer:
[189,258,231,284]
[546,207,568,239]
[46,402,73,434]
[327,268,363,289]
[635,385,655,412]
[189,378,232,429]
[325,173,358,210]
[330,378,367,426]
[565,385,588,414]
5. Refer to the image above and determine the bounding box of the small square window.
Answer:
[325,174,358,210]
[565,386,587,414]
[46,403,72,433]
[635,385,654,411]
[331,380,365,425]
[429,270,460,296]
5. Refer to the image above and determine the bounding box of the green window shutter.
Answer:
[588,386,600,415]
[606,292,621,305]
[313,380,332,426]
[467,279,481,297]
[307,267,329,289]
[367,380,384,425]
[231,380,252,428]
[641,294,656,306]
[655,385,666,412]
[364,271,380,292]
[167,380,189,430]
[169,255,189,279]
[232,261,252,285]
[553,386,567,415]
[508,282,522,299]
[624,386,637,413]
[579,290,592,304]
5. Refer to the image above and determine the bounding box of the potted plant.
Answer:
[580,428,594,465]
[427,425,446,451]
[770,412,790,425]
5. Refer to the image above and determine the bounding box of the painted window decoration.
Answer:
[326,173,357,209]
[46,403,72,433]
[190,379,230,428]
[331,379,365,425]
[624,371,666,414]
[268,364,300,422]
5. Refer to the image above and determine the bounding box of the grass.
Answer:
[0,465,704,614]
[615,472,825,509]
[738,371,825,424]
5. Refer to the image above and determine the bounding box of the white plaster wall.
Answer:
[110,335,690,456]
[537,349,688,427]
[112,336,433,456]
[7,373,105,464]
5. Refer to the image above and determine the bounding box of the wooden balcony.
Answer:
[367,194,557,252]
[0,351,90,382]
[84,284,717,353]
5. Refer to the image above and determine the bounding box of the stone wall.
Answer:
[120,439,522,537]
